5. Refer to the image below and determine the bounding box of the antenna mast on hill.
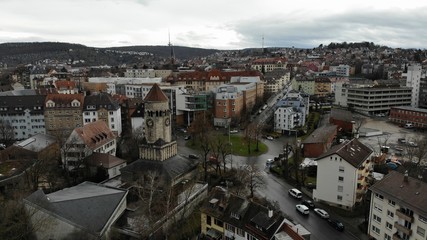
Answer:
[262,34,265,53]
[168,30,175,68]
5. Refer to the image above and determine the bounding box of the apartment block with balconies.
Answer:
[368,171,427,240]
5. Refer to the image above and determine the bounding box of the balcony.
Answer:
[392,233,408,240]
[393,222,412,236]
[396,209,414,223]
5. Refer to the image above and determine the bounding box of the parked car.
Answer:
[288,188,303,199]
[230,129,239,134]
[404,123,414,129]
[301,199,315,209]
[266,136,274,140]
[328,219,345,231]
[398,138,407,144]
[266,159,274,165]
[188,154,199,159]
[408,141,418,147]
[184,135,191,140]
[314,208,329,219]
[296,204,309,215]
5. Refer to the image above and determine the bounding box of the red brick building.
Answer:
[302,125,337,158]
[329,108,354,133]
[389,106,427,128]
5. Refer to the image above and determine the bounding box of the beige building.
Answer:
[292,77,315,95]
[368,171,427,240]
[44,93,84,138]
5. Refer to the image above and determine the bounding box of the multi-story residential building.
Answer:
[82,92,122,136]
[88,77,162,95]
[251,57,288,73]
[200,187,289,240]
[313,138,373,210]
[291,76,315,95]
[44,93,84,138]
[263,69,290,95]
[214,85,244,127]
[62,120,116,170]
[368,171,427,240]
[274,91,309,134]
[124,68,172,79]
[346,86,412,115]
[0,95,46,140]
[329,64,351,77]
[418,75,427,109]
[314,77,332,97]
[404,64,425,108]
[389,106,427,129]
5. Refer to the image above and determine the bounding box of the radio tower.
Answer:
[168,30,175,68]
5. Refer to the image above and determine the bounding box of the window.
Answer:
[206,215,211,225]
[387,210,394,218]
[417,226,425,237]
[386,222,392,230]
[420,215,427,224]
[375,193,384,200]
[339,166,345,172]
[384,233,391,240]
[374,203,382,212]
[337,195,342,201]
[225,223,235,232]
[214,219,223,227]
[388,199,395,206]
[373,214,381,223]
[338,186,343,192]
[236,228,244,237]
[338,176,344,182]
[372,225,380,235]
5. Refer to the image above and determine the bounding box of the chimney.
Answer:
[268,209,273,218]
[404,170,409,182]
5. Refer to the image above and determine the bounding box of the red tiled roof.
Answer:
[54,80,76,89]
[144,83,168,102]
[86,152,126,168]
[45,93,84,105]
[74,120,115,150]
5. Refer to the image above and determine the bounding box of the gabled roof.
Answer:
[0,95,45,114]
[144,83,168,102]
[73,120,115,150]
[369,171,427,216]
[45,93,84,106]
[24,182,127,237]
[86,152,126,169]
[120,155,198,182]
[302,125,337,144]
[316,138,373,168]
[54,80,76,90]
[83,92,120,111]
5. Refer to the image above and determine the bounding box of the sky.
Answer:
[1,0,427,50]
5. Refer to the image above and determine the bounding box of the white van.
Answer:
[288,188,303,199]
[404,123,414,129]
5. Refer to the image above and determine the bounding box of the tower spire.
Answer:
[168,30,175,68]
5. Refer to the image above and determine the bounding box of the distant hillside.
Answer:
[0,42,221,67]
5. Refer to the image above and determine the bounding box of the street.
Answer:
[176,135,365,240]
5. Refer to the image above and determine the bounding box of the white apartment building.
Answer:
[88,77,163,95]
[404,64,426,108]
[82,92,122,136]
[0,95,46,140]
[274,91,309,133]
[124,68,172,79]
[62,120,116,170]
[313,139,373,210]
[264,70,291,95]
[368,171,427,240]
[330,64,350,77]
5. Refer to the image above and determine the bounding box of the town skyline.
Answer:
[1,0,427,50]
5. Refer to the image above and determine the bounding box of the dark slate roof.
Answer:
[200,188,285,240]
[370,171,427,217]
[302,125,337,144]
[83,92,120,111]
[120,154,199,182]
[144,83,168,102]
[24,182,127,236]
[330,108,353,122]
[0,95,46,114]
[316,138,373,168]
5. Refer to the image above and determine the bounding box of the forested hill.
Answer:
[0,42,221,67]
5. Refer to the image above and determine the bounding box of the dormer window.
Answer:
[231,212,240,220]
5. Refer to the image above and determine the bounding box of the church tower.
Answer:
[139,84,177,161]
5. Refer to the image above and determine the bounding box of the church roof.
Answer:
[144,83,168,102]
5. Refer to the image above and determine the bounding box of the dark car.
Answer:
[328,219,345,231]
[189,154,199,159]
[301,199,315,209]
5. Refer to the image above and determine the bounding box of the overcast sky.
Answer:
[1,0,426,50]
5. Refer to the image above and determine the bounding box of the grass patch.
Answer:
[186,132,268,157]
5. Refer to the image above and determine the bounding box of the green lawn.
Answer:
[186,132,268,157]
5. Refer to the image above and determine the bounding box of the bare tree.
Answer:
[245,122,263,153]
[353,117,366,138]
[0,119,14,146]
[405,136,427,175]
[212,136,231,175]
[245,164,265,198]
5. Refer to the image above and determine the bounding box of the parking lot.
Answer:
[357,117,426,165]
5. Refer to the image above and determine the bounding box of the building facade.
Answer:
[389,106,427,129]
[368,171,427,240]
[313,138,373,210]
[0,95,46,140]
[274,91,309,133]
